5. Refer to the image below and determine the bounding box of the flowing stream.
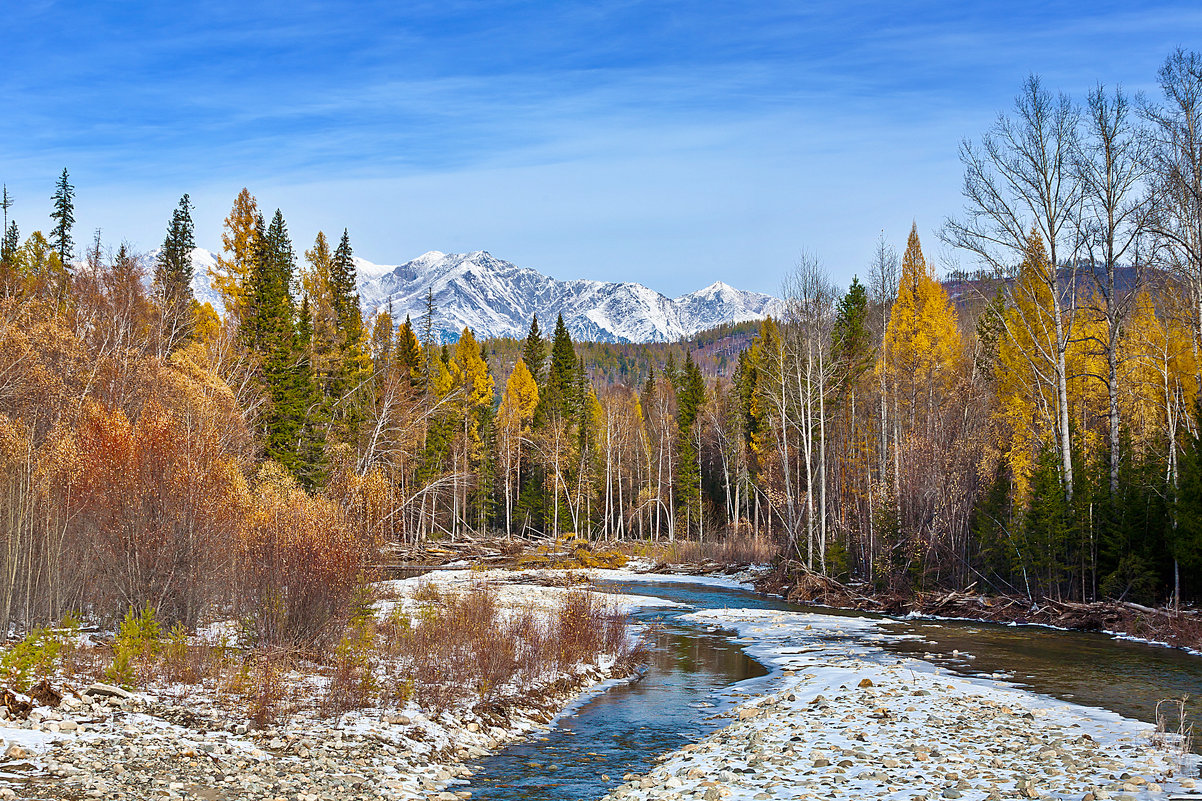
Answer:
[460,578,1202,801]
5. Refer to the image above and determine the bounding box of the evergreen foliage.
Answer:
[521,315,546,386]
[49,168,75,268]
[240,210,324,484]
[831,276,873,390]
[543,314,580,419]
[1,221,19,268]
[155,193,196,308]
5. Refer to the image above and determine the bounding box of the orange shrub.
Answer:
[237,464,380,648]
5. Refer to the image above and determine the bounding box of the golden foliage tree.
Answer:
[210,188,259,324]
[497,358,539,536]
[881,223,963,427]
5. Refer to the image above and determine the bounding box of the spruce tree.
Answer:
[49,168,74,267]
[831,276,872,389]
[330,229,360,335]
[326,229,367,447]
[419,288,437,390]
[675,351,706,432]
[294,295,328,488]
[522,315,546,385]
[155,193,196,308]
[1,221,18,267]
[242,209,317,480]
[674,351,707,534]
[0,185,11,243]
[545,314,579,418]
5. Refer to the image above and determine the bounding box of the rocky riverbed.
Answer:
[601,607,1198,801]
[0,571,644,800]
[3,664,622,801]
[5,570,1198,801]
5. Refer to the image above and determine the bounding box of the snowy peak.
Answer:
[359,251,782,344]
[165,247,781,344]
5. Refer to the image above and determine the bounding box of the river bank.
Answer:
[5,564,1199,800]
[0,571,648,800]
[599,605,1199,801]
[755,563,1202,656]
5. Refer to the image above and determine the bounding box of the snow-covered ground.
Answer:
[601,605,1199,801]
[5,568,1198,800]
[0,571,646,800]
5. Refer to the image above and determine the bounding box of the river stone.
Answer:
[83,682,132,699]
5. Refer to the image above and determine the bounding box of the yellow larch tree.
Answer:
[994,230,1098,498]
[209,188,259,324]
[1119,289,1199,470]
[301,231,340,401]
[497,358,539,537]
[875,223,964,568]
[881,223,964,431]
[448,328,495,535]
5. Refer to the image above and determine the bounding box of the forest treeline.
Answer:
[1,52,1202,641]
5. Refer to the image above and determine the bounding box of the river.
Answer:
[460,576,1202,801]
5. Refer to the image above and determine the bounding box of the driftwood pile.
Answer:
[758,561,1202,651]
[378,537,526,575]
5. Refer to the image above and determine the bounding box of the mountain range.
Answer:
[181,248,784,344]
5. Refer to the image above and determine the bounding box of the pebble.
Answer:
[596,609,1193,801]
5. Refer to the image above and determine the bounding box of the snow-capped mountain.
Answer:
[357,250,783,343]
[177,248,782,344]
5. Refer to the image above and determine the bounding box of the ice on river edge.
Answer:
[4,568,1198,800]
[601,604,1199,801]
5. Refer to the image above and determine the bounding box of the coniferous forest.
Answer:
[2,52,1202,649]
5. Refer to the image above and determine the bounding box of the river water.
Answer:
[461,577,1202,801]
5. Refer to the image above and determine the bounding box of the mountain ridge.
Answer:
[176,247,784,344]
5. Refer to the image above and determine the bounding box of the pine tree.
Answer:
[212,188,259,324]
[49,168,75,268]
[155,193,196,308]
[522,315,546,385]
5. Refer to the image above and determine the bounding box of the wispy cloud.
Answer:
[4,0,1202,294]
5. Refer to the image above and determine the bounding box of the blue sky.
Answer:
[3,1,1201,295]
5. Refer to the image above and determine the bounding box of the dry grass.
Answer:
[611,534,778,567]
[359,581,630,714]
[516,537,630,570]
[10,579,633,729]
[1153,696,1195,768]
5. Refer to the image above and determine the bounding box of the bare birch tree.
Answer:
[942,74,1083,500]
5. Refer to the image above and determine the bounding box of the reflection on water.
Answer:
[462,610,764,800]
[879,618,1202,737]
[460,578,1202,800]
